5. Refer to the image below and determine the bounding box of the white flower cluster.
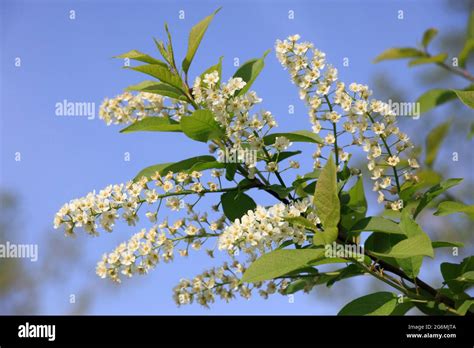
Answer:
[193,70,301,178]
[96,226,163,282]
[276,35,419,210]
[54,170,223,236]
[96,218,217,282]
[172,261,288,307]
[99,91,188,126]
[218,198,316,257]
[193,71,280,155]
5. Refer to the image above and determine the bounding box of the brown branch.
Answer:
[437,62,474,84]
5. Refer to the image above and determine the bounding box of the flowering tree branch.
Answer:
[54,9,474,316]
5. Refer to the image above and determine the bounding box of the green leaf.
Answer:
[456,271,474,282]
[434,201,474,220]
[115,49,167,66]
[292,170,320,188]
[241,249,325,283]
[312,227,338,246]
[188,160,225,172]
[366,215,432,280]
[455,299,474,315]
[181,109,223,142]
[283,279,312,294]
[313,156,340,245]
[468,11,474,39]
[182,8,221,74]
[266,184,293,199]
[425,121,450,167]
[370,233,434,259]
[324,267,362,286]
[133,162,173,181]
[225,163,237,181]
[414,178,463,218]
[125,80,187,101]
[374,47,425,63]
[350,216,403,235]
[233,50,270,96]
[340,177,367,231]
[164,23,177,69]
[422,28,438,48]
[364,232,403,262]
[283,266,363,293]
[415,300,450,316]
[276,240,295,250]
[263,130,323,145]
[417,85,474,114]
[284,216,318,231]
[133,155,218,181]
[459,38,474,68]
[441,256,474,293]
[271,151,301,163]
[153,38,169,63]
[416,170,442,186]
[326,264,364,287]
[295,181,315,198]
[399,170,445,202]
[127,64,186,92]
[338,292,398,316]
[391,301,415,316]
[120,117,182,133]
[366,210,434,263]
[417,89,457,114]
[456,11,474,73]
[165,155,221,174]
[396,209,432,277]
[432,240,464,248]
[408,53,447,66]
[221,191,256,221]
[337,163,351,182]
[453,89,474,109]
[310,257,349,267]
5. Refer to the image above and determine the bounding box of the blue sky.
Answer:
[0,0,471,314]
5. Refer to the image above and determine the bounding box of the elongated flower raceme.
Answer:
[193,71,287,172]
[218,198,317,258]
[172,261,289,307]
[276,35,419,210]
[193,72,271,133]
[99,91,189,126]
[96,218,224,282]
[53,170,223,236]
[193,70,299,183]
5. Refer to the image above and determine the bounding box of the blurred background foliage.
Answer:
[371,0,473,244]
[0,190,116,314]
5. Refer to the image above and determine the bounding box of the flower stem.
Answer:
[437,61,474,83]
[323,95,340,167]
[365,112,402,193]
